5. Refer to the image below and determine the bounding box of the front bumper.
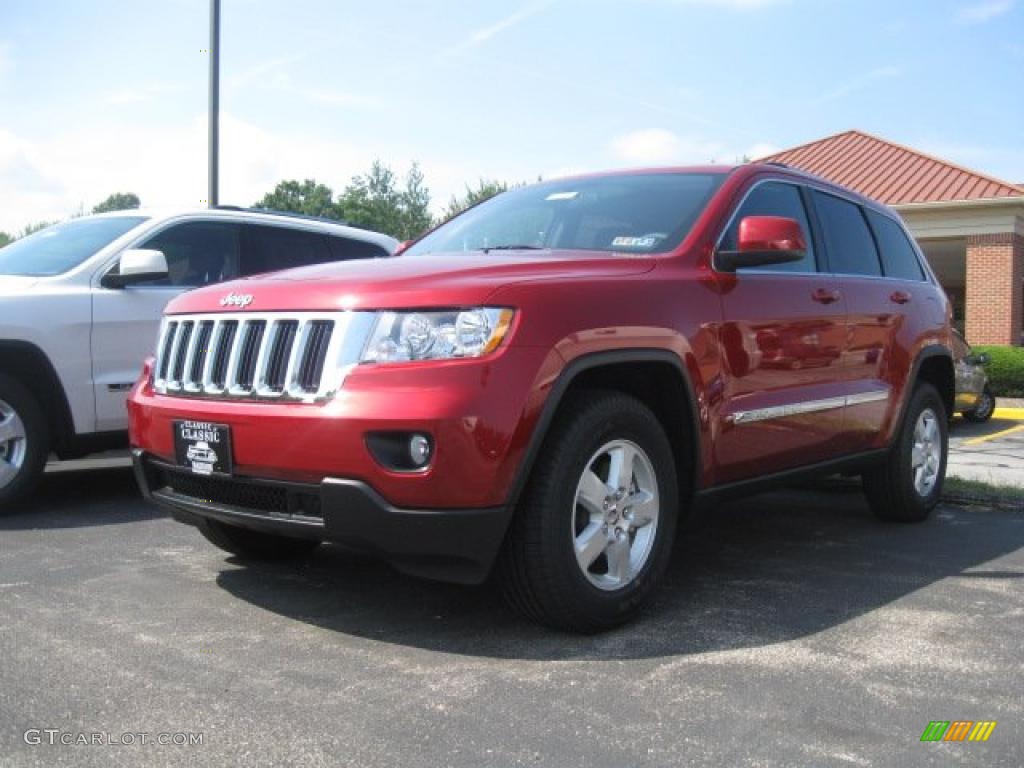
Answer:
[134,450,509,584]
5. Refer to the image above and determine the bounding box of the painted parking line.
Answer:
[992,408,1024,421]
[963,424,1024,446]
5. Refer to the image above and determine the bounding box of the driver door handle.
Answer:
[811,288,841,305]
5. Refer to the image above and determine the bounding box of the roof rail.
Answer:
[211,205,350,227]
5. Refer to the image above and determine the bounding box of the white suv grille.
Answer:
[153,312,367,401]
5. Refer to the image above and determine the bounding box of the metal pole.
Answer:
[208,0,220,207]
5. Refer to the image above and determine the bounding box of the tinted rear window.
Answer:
[328,236,389,260]
[811,191,881,276]
[243,225,334,275]
[865,209,925,281]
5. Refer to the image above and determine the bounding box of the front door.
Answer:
[714,181,850,483]
[90,221,242,432]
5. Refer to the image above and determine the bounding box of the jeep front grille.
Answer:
[153,312,371,402]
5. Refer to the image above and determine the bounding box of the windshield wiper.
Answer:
[480,244,545,254]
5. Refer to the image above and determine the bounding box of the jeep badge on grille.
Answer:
[220,292,253,308]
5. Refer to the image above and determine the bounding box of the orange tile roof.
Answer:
[757,130,1023,205]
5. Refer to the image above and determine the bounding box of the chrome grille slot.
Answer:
[297,320,334,393]
[156,321,179,382]
[152,312,366,403]
[185,321,214,390]
[169,321,194,388]
[235,321,266,391]
[209,320,237,390]
[264,320,299,393]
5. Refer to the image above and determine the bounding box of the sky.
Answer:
[1,0,1022,233]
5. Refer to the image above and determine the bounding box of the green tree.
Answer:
[336,160,435,240]
[337,160,404,236]
[398,162,434,240]
[443,179,510,221]
[0,231,12,248]
[254,179,340,219]
[20,220,56,237]
[93,192,141,214]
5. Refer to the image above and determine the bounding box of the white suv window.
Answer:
[136,222,242,287]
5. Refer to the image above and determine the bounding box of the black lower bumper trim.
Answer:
[133,451,509,584]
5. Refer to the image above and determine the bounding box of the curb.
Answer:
[992,407,1024,420]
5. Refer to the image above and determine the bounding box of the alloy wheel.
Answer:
[571,439,660,591]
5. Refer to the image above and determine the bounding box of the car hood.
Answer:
[166,250,657,314]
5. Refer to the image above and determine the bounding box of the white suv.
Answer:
[0,208,397,506]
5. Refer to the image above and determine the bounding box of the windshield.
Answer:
[406,172,726,257]
[0,216,148,276]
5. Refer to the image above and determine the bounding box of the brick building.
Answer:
[760,130,1024,346]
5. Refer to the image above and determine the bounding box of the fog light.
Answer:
[409,434,432,467]
[366,431,435,472]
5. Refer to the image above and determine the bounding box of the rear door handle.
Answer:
[812,288,841,305]
[890,291,911,305]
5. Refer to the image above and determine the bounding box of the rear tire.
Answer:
[0,374,50,513]
[197,519,321,560]
[863,382,947,522]
[962,385,995,423]
[498,390,679,633]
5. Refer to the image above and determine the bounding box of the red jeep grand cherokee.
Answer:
[129,165,954,631]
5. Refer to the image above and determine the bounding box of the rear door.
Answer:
[715,180,850,483]
[808,192,910,451]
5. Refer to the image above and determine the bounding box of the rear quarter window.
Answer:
[865,209,926,281]
[811,191,882,277]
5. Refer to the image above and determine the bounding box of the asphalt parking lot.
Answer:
[2,467,1022,767]
[949,407,1024,488]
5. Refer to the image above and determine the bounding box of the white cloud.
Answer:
[0,113,543,232]
[813,65,900,104]
[747,142,782,160]
[102,83,186,105]
[444,1,553,56]
[298,86,379,108]
[609,129,723,164]
[956,0,1015,23]
[608,128,778,166]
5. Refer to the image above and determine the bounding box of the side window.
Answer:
[865,209,926,281]
[811,191,882,276]
[241,225,334,276]
[136,221,241,287]
[327,236,390,261]
[720,182,816,273]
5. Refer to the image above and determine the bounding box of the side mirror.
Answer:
[394,240,412,256]
[101,249,169,288]
[717,216,807,272]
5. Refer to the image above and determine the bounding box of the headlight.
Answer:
[361,308,515,363]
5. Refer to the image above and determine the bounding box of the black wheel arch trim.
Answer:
[503,348,703,512]
[903,344,955,421]
[0,340,78,455]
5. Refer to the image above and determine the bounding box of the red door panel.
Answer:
[715,274,849,483]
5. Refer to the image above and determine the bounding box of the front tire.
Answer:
[498,391,679,632]
[863,382,948,522]
[962,384,995,423]
[0,374,50,512]
[196,519,321,560]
